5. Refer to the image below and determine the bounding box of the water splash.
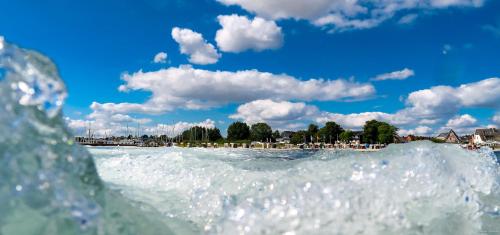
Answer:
[91,144,500,234]
[0,38,173,235]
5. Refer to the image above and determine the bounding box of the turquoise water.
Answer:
[1,38,499,235]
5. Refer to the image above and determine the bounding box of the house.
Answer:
[473,128,500,145]
[277,131,295,144]
[459,135,472,145]
[436,132,448,141]
[351,131,363,145]
[393,134,405,143]
[405,135,417,142]
[436,129,460,143]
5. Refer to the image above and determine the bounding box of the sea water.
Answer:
[1,39,499,235]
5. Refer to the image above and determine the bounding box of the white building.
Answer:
[473,128,499,146]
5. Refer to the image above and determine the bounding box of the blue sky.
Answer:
[1,0,499,136]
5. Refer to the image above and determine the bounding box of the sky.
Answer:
[1,0,499,137]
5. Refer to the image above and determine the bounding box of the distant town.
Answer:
[74,120,500,151]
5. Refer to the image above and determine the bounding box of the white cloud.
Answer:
[0,36,4,50]
[144,119,216,137]
[171,27,221,65]
[402,77,500,120]
[229,77,500,134]
[483,23,500,38]
[153,52,168,63]
[491,113,500,125]
[216,0,484,32]
[398,14,419,25]
[398,126,433,136]
[442,44,453,54]
[371,68,415,81]
[65,113,152,137]
[445,114,477,128]
[66,114,216,138]
[97,66,375,115]
[215,14,284,53]
[229,99,318,126]
[438,114,479,135]
[315,112,398,129]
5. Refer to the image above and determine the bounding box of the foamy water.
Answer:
[1,38,499,235]
[90,145,500,234]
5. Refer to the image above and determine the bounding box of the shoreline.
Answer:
[83,145,383,152]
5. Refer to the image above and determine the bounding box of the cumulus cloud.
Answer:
[171,27,221,65]
[371,68,415,81]
[438,114,479,135]
[402,77,500,120]
[66,114,215,138]
[143,119,216,137]
[315,112,399,129]
[65,113,151,137]
[445,114,477,128]
[216,0,484,32]
[398,126,433,136]
[153,52,168,63]
[491,113,500,125]
[215,14,284,52]
[97,66,375,115]
[0,36,4,50]
[229,99,318,127]
[230,77,500,133]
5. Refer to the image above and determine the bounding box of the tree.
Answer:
[362,120,398,144]
[208,128,223,142]
[363,120,381,144]
[227,122,250,141]
[319,121,344,143]
[290,130,307,144]
[339,130,354,142]
[307,124,319,142]
[250,123,273,142]
[377,123,397,144]
[272,130,281,142]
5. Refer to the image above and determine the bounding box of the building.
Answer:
[277,131,295,144]
[405,135,417,142]
[351,131,363,145]
[473,128,500,146]
[436,129,460,143]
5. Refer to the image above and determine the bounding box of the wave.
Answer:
[0,39,176,234]
[91,144,500,234]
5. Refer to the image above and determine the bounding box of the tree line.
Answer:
[171,119,398,145]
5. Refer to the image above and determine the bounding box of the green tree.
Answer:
[208,128,223,141]
[362,120,398,144]
[339,130,354,142]
[363,120,380,144]
[290,130,307,144]
[250,123,273,142]
[307,124,319,142]
[377,123,397,144]
[272,130,281,141]
[227,122,250,141]
[319,121,344,143]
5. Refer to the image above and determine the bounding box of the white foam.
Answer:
[91,143,500,234]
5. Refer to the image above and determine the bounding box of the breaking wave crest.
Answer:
[0,39,174,234]
[92,145,500,234]
[1,38,499,235]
